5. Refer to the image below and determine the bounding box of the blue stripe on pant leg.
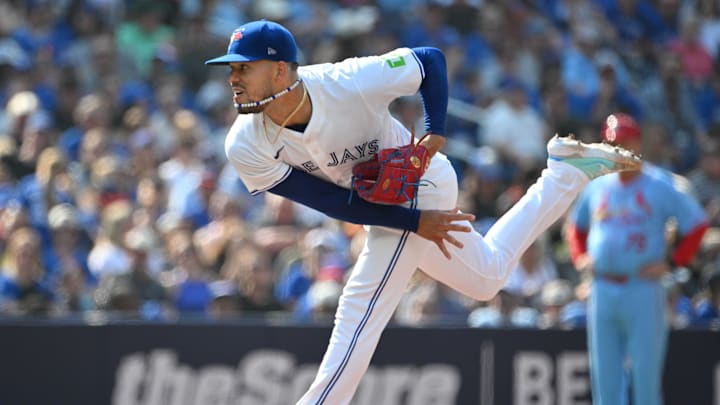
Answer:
[316,229,411,404]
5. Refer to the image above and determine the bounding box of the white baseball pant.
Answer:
[296,155,589,404]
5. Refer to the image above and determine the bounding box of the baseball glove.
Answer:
[351,134,431,204]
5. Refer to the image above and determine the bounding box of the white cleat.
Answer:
[547,134,642,180]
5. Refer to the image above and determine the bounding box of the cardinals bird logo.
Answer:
[604,114,618,142]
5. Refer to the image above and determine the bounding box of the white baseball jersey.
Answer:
[224,47,424,194]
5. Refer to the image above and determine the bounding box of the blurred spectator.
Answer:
[54,266,95,315]
[134,175,166,226]
[444,0,480,37]
[253,194,318,256]
[467,289,539,328]
[76,127,112,183]
[395,274,469,326]
[11,1,73,65]
[239,254,285,313]
[503,236,558,304]
[155,211,193,259]
[638,47,698,148]
[128,127,158,179]
[58,93,111,162]
[157,125,208,228]
[207,279,241,319]
[589,62,643,126]
[161,230,213,315]
[667,14,714,87]
[561,24,604,120]
[203,0,251,40]
[221,238,284,315]
[696,227,720,279]
[598,0,673,44]
[93,269,141,316]
[89,154,132,207]
[389,96,424,138]
[0,145,18,210]
[562,20,633,118]
[115,1,175,80]
[17,110,58,179]
[4,91,40,144]
[559,278,590,329]
[457,146,504,225]
[401,2,461,51]
[536,278,574,329]
[696,0,720,58]
[193,191,245,272]
[695,70,720,134]
[481,77,548,173]
[539,0,606,33]
[688,141,720,226]
[666,279,695,329]
[18,146,75,238]
[44,203,92,287]
[275,227,349,311]
[123,226,167,303]
[88,199,133,279]
[0,203,31,253]
[304,277,343,323]
[693,269,720,328]
[148,81,184,157]
[640,122,678,170]
[0,226,54,315]
[480,42,540,100]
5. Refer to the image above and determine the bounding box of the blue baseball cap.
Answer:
[205,20,298,65]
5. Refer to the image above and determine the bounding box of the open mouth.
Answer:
[233,90,244,104]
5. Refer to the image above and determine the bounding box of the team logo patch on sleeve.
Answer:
[381,51,406,69]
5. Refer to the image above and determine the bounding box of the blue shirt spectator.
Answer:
[597,0,673,43]
[695,70,720,132]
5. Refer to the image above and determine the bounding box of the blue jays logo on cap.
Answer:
[227,29,244,52]
[206,20,298,65]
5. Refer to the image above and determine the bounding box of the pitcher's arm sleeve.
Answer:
[269,169,420,232]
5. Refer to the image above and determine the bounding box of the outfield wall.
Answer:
[0,322,717,405]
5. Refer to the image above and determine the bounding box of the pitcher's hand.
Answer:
[416,208,475,259]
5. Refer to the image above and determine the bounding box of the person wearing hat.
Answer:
[566,112,709,405]
[207,20,642,404]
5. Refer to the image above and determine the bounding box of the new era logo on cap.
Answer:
[268,47,277,55]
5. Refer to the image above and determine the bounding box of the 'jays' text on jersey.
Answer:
[224,48,425,194]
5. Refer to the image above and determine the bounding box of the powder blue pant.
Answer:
[588,277,668,405]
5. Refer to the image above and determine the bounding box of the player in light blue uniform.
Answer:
[566,113,708,405]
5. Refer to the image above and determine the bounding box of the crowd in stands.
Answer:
[0,0,719,329]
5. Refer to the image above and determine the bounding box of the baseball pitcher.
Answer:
[206,20,641,405]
